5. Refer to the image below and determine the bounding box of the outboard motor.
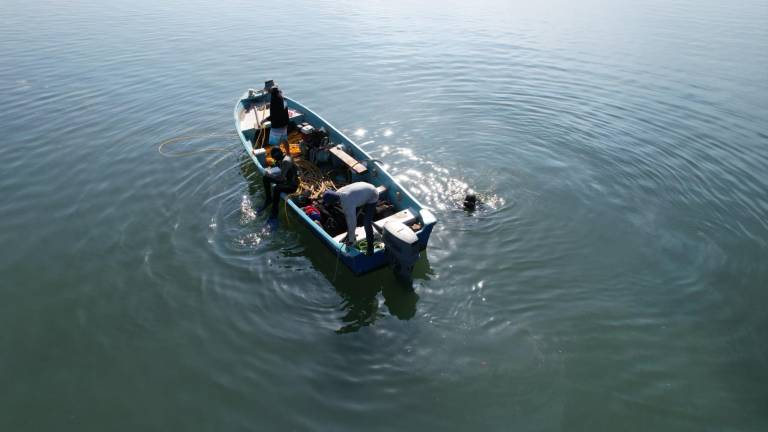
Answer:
[382,221,420,280]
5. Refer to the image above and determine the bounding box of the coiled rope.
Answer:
[292,159,339,199]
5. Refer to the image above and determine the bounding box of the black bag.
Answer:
[315,200,347,236]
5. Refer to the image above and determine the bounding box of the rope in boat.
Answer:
[255,126,267,149]
[291,159,338,199]
[253,103,270,149]
[157,133,238,157]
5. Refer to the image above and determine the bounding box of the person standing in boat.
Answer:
[263,86,289,147]
[322,182,379,255]
[260,147,298,224]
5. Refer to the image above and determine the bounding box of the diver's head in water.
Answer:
[463,190,478,211]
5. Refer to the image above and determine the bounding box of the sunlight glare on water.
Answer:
[0,0,767,430]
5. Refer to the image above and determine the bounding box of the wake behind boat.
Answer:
[234,82,437,278]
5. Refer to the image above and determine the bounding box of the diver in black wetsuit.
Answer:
[259,147,298,224]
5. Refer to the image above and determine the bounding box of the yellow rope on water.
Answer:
[157,133,238,157]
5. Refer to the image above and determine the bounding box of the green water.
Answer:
[1,0,767,430]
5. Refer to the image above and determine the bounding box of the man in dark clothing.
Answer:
[262,87,290,146]
[259,147,298,224]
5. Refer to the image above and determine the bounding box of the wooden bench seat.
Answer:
[329,146,368,174]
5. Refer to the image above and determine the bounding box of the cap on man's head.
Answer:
[322,190,340,205]
[270,147,284,160]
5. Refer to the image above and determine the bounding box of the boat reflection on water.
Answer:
[238,149,430,333]
[292,210,433,334]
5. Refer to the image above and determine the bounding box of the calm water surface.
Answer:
[1,0,767,430]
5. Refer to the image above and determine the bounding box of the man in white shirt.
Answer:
[322,182,379,255]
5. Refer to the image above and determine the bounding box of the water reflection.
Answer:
[373,143,506,213]
[343,125,506,214]
[239,152,262,197]
[293,223,429,333]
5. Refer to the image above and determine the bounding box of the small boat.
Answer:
[234,83,437,277]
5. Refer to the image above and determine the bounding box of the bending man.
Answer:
[322,182,379,255]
